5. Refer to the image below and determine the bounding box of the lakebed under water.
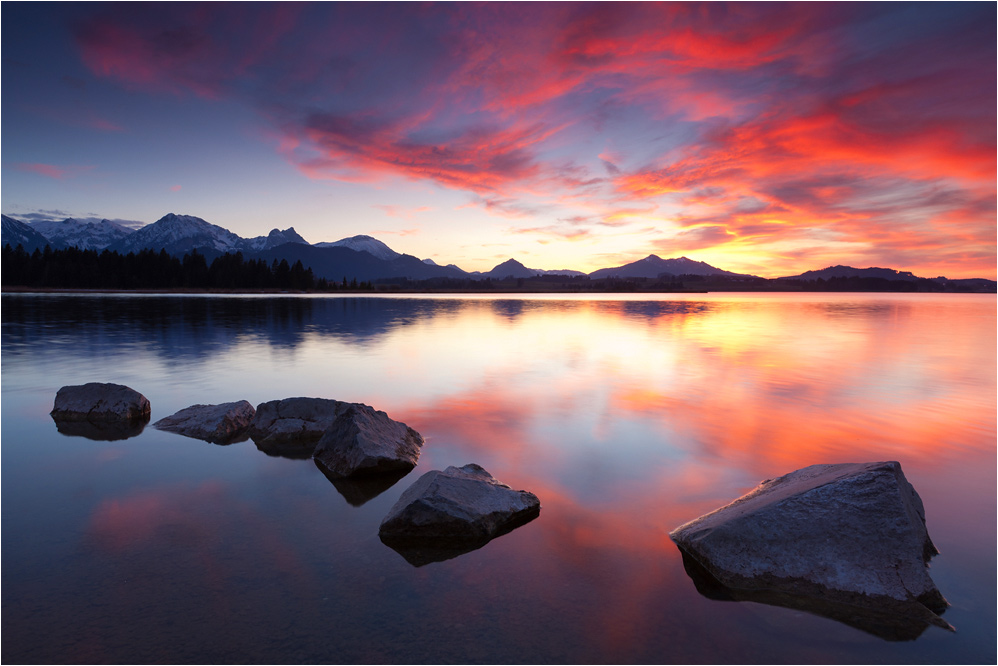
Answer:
[1,292,995,664]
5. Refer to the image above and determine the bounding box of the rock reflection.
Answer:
[252,439,318,459]
[379,534,495,567]
[380,513,540,567]
[676,547,953,642]
[52,415,149,441]
[313,460,410,506]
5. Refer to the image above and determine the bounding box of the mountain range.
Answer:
[2,212,994,288]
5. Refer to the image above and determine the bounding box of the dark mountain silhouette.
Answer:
[778,265,922,281]
[249,243,469,282]
[588,254,750,279]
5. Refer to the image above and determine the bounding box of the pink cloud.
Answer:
[13,163,94,179]
[373,204,433,220]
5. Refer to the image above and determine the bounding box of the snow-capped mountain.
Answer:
[241,227,309,251]
[588,255,747,279]
[108,213,244,255]
[29,217,134,250]
[314,234,400,260]
[2,215,51,252]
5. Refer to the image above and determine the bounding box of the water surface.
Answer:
[2,293,995,663]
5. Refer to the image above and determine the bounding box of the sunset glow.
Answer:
[2,2,994,278]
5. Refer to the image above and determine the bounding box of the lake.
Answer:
[1,292,995,664]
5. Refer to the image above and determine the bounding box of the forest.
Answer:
[0,244,371,291]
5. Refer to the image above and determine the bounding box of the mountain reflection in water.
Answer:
[1,293,994,664]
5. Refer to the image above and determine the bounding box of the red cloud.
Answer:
[288,112,565,193]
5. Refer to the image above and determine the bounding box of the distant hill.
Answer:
[472,258,585,279]
[778,265,922,281]
[588,254,750,279]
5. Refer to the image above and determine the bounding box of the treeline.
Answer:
[4,243,993,293]
[779,276,959,292]
[1,244,374,291]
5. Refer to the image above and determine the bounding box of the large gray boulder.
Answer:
[312,404,423,477]
[153,401,256,444]
[51,382,150,421]
[669,461,951,638]
[248,397,350,457]
[379,464,540,565]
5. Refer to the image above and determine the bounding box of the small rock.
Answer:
[669,461,951,636]
[379,463,540,564]
[51,382,150,421]
[153,401,256,443]
[312,404,423,477]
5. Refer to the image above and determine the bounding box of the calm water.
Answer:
[2,292,995,664]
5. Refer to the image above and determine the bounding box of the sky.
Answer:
[2,2,995,278]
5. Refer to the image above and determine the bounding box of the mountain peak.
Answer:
[496,258,526,268]
[315,235,401,260]
[589,254,746,279]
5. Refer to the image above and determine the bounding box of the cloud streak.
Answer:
[12,163,95,179]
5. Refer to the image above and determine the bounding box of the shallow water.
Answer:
[2,292,995,664]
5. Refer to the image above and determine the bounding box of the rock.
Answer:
[247,397,350,456]
[312,404,423,477]
[379,464,540,565]
[51,382,151,421]
[669,461,951,637]
[153,401,256,444]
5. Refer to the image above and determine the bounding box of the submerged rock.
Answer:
[379,464,540,566]
[669,461,951,639]
[312,404,423,477]
[248,397,350,456]
[153,401,256,444]
[51,382,151,422]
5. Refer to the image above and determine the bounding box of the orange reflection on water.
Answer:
[383,295,995,649]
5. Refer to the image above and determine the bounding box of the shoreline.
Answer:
[4,286,992,296]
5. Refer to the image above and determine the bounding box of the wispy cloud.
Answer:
[373,204,433,220]
[11,163,95,179]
